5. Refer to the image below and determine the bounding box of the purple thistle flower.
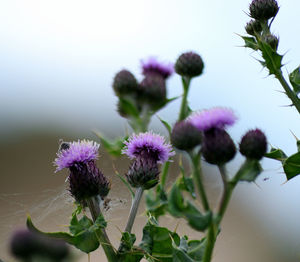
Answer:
[123,131,175,163]
[189,107,237,132]
[141,57,174,79]
[54,140,100,172]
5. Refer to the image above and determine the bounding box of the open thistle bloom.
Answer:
[141,57,174,79]
[189,107,237,132]
[123,132,175,164]
[123,132,174,189]
[54,140,110,202]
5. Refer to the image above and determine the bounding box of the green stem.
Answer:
[124,187,144,233]
[275,70,300,114]
[178,77,191,121]
[160,161,170,189]
[202,224,216,262]
[86,197,117,262]
[189,152,210,211]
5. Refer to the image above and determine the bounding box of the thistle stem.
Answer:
[178,77,191,121]
[86,197,117,262]
[189,152,210,211]
[160,161,170,189]
[124,187,144,233]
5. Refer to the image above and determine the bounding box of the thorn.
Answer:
[253,181,262,189]
[279,104,293,107]
[289,130,299,141]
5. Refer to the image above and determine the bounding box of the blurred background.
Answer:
[1,0,300,261]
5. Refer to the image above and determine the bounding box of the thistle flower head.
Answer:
[240,128,267,160]
[112,69,138,96]
[141,57,174,79]
[171,120,202,151]
[123,132,175,163]
[249,0,279,21]
[245,19,262,35]
[55,140,100,172]
[202,128,236,165]
[126,157,160,189]
[175,51,204,78]
[189,107,237,132]
[138,74,167,110]
[69,161,110,202]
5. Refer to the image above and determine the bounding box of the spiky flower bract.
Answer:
[189,107,237,132]
[123,132,175,164]
[141,57,174,79]
[54,140,99,172]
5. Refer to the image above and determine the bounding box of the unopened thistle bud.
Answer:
[54,140,110,202]
[112,70,138,96]
[263,34,279,50]
[245,19,262,35]
[10,229,69,261]
[171,121,202,151]
[240,129,267,160]
[202,128,236,165]
[139,74,167,110]
[175,52,204,78]
[249,0,279,21]
[126,157,160,189]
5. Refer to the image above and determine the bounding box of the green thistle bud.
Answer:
[245,19,262,35]
[249,0,279,21]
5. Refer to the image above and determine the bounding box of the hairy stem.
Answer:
[86,197,117,262]
[178,77,191,121]
[124,187,144,233]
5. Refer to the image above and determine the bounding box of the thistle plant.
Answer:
[10,1,300,262]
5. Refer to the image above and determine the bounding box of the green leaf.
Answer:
[168,183,211,231]
[172,237,206,262]
[94,131,127,157]
[140,216,180,262]
[26,212,105,254]
[158,116,172,137]
[119,97,140,118]
[114,170,135,198]
[259,40,283,75]
[236,159,263,182]
[145,184,168,219]
[283,151,300,180]
[265,147,287,163]
[289,66,300,94]
[241,35,259,50]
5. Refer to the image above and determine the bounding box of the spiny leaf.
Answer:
[236,159,263,182]
[289,66,300,94]
[283,151,300,180]
[240,35,259,50]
